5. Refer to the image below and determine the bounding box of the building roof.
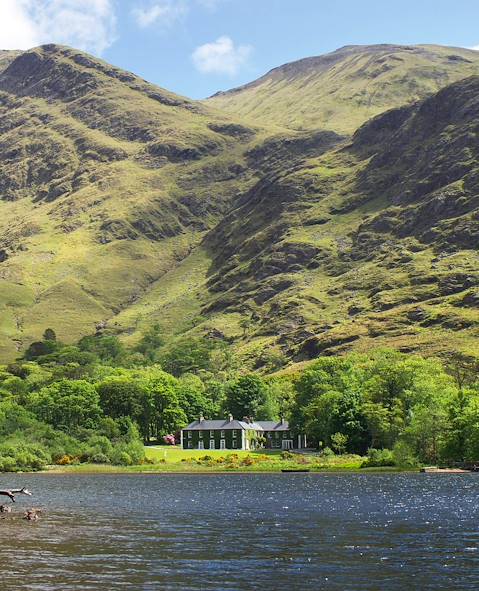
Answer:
[183,419,289,431]
[257,421,290,432]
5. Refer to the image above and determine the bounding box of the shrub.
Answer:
[361,448,395,468]
[110,450,133,466]
[90,452,111,464]
[392,441,419,468]
[56,454,75,465]
[320,446,334,457]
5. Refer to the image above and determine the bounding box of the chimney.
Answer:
[228,414,233,423]
[281,417,285,425]
[199,414,204,423]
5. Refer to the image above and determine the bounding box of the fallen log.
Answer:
[0,487,32,502]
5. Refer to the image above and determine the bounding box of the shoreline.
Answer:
[30,464,409,475]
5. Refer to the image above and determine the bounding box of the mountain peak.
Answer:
[208,43,479,133]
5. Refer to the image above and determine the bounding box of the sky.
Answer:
[0,0,479,99]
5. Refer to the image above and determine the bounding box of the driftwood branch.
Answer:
[0,487,32,502]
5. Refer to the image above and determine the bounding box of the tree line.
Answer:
[0,326,477,470]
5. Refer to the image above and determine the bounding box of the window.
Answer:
[232,430,237,438]
[220,440,226,450]
[210,430,214,438]
[210,439,215,450]
[198,441,204,450]
[187,431,192,439]
[220,430,225,438]
[275,432,279,439]
[283,432,287,439]
[199,431,203,438]
[188,441,193,449]
[232,440,237,449]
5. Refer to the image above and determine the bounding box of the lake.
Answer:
[0,473,479,590]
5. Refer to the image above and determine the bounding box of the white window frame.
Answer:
[210,439,215,450]
[232,439,237,449]
[220,440,226,450]
[210,430,214,438]
[198,441,204,450]
[199,431,203,438]
[187,431,192,439]
[220,430,225,438]
[232,430,237,438]
[188,441,193,449]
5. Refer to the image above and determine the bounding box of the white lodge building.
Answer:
[181,415,306,451]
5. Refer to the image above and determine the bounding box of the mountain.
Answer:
[0,44,259,359]
[208,44,479,133]
[0,43,478,365]
[195,75,479,361]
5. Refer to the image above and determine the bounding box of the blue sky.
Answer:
[1,0,479,99]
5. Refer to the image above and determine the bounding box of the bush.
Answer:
[361,448,395,468]
[90,452,111,464]
[110,450,133,466]
[320,446,334,457]
[281,450,294,460]
[392,441,419,468]
[0,442,50,471]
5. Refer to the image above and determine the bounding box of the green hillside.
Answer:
[208,44,479,133]
[0,44,259,359]
[197,75,479,361]
[0,43,478,367]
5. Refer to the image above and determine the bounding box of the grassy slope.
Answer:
[0,45,259,359]
[193,76,479,363]
[208,44,479,133]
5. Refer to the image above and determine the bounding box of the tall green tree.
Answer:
[224,375,270,420]
[29,379,101,432]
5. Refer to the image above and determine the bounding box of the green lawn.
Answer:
[47,446,367,473]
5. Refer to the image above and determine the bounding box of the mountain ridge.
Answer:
[208,43,479,133]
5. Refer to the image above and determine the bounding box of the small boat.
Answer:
[281,469,310,473]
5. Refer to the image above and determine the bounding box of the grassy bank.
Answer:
[45,446,370,473]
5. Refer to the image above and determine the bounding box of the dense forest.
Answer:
[0,326,478,472]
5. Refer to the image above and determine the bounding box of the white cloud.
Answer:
[192,35,252,75]
[0,0,116,55]
[470,45,479,51]
[132,1,187,28]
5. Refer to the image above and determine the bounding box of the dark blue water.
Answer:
[0,473,478,590]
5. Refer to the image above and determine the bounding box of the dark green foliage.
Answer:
[134,324,164,362]
[29,379,102,432]
[291,350,478,466]
[361,448,395,467]
[43,328,57,341]
[24,339,58,360]
[225,374,271,420]
[157,336,217,377]
[78,335,125,364]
